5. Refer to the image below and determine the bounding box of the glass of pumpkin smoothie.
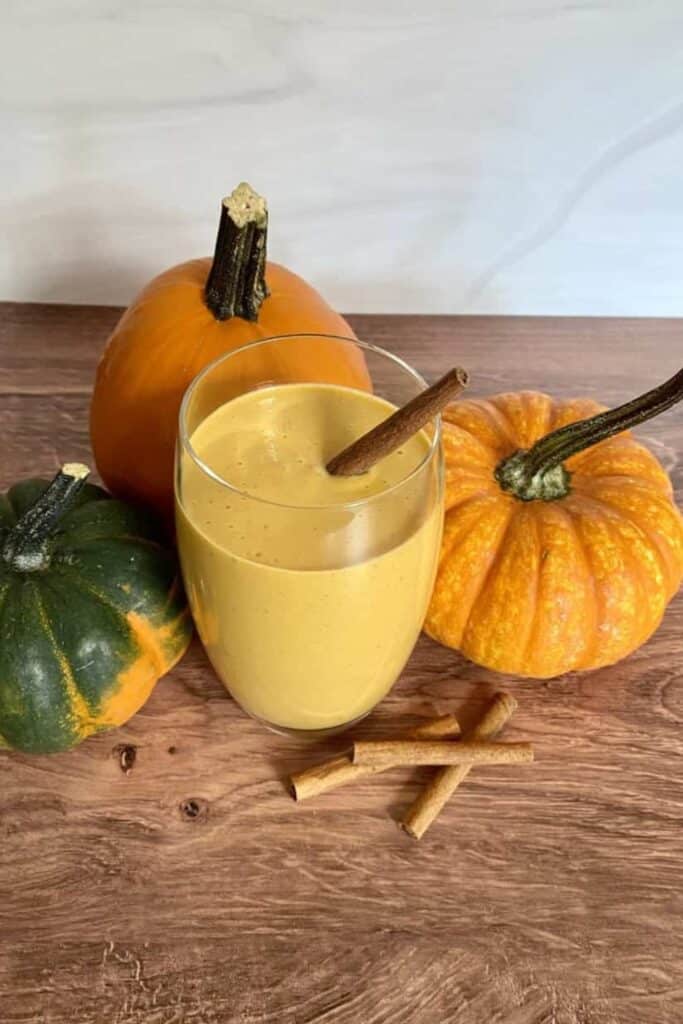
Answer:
[175,334,444,736]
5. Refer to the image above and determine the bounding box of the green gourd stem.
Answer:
[495,367,683,502]
[2,463,90,572]
[204,182,269,322]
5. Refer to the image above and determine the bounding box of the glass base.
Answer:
[245,707,372,741]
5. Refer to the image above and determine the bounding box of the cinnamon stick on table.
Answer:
[290,714,460,802]
[353,738,533,769]
[401,691,517,841]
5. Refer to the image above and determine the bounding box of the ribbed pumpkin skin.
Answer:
[425,392,683,678]
[90,259,369,522]
[0,479,192,752]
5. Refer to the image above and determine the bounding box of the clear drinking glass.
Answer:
[175,334,444,737]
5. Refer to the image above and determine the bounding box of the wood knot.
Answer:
[113,744,137,775]
[180,798,208,821]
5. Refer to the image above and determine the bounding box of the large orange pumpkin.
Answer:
[90,183,369,522]
[425,370,683,677]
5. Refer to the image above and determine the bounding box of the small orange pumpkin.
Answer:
[425,370,683,677]
[90,183,369,522]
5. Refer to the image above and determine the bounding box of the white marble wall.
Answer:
[3,1,683,315]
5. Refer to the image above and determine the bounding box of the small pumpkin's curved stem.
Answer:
[204,182,269,322]
[2,464,90,572]
[496,367,683,502]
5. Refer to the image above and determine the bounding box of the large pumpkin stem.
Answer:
[2,464,90,572]
[495,367,683,501]
[204,182,269,322]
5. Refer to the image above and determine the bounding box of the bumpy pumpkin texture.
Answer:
[425,387,683,678]
[90,183,369,522]
[0,466,192,752]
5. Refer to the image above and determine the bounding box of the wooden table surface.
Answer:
[1,304,681,1024]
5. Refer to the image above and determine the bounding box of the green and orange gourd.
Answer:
[0,465,192,752]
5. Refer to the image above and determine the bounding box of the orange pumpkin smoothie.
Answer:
[176,382,443,733]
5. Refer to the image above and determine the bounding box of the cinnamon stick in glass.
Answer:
[401,691,517,840]
[353,738,533,768]
[289,714,460,802]
[326,366,468,476]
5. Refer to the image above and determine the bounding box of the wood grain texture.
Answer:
[0,302,681,1024]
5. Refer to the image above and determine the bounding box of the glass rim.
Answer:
[177,332,442,512]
